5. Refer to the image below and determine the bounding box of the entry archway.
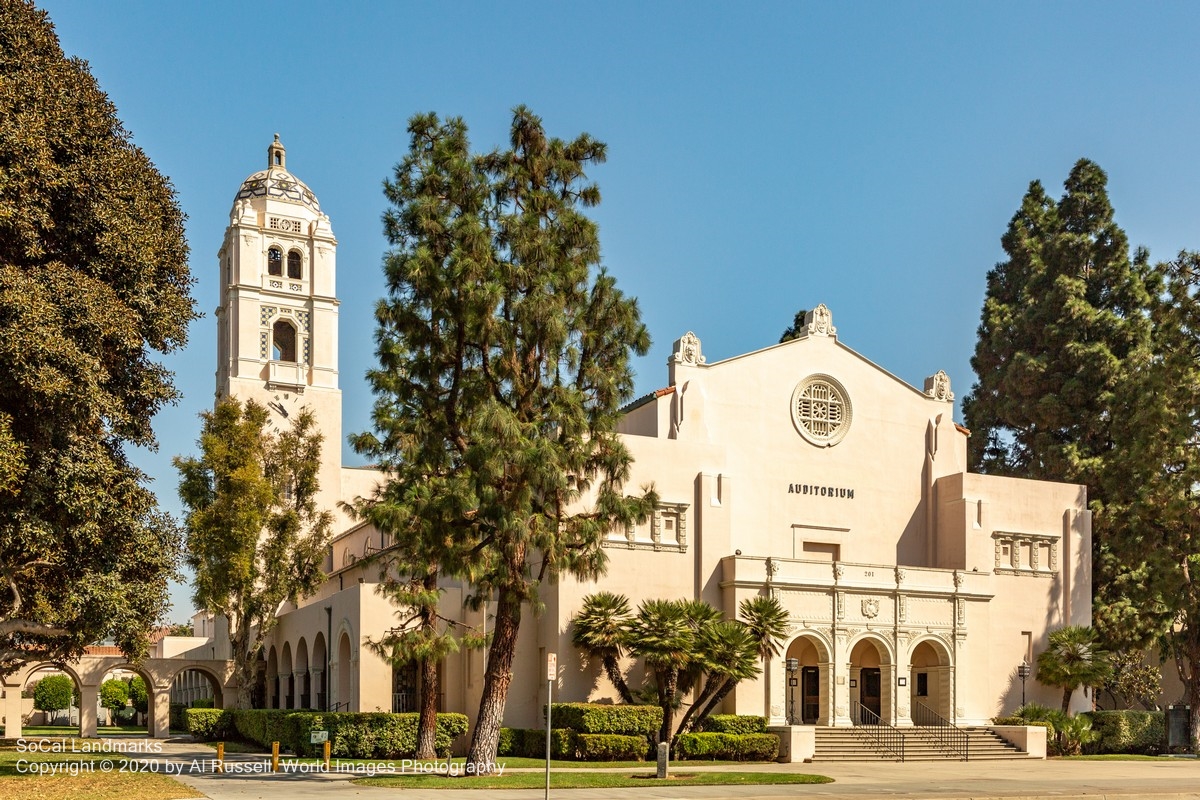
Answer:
[18,665,83,736]
[336,630,353,711]
[848,635,894,725]
[908,637,953,724]
[265,646,279,708]
[783,632,832,725]
[280,642,294,709]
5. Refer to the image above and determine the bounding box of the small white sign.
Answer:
[310,730,329,744]
[547,652,557,680]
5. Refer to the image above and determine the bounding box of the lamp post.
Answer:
[786,658,800,724]
[1017,659,1031,707]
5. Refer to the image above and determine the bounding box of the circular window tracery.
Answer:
[791,374,852,447]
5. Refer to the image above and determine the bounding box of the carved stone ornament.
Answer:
[924,370,955,402]
[804,303,837,337]
[953,570,965,589]
[833,563,845,580]
[862,598,880,618]
[671,331,706,366]
[765,557,779,582]
[895,567,907,584]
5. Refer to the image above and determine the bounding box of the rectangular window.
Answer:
[916,672,928,697]
[802,542,840,562]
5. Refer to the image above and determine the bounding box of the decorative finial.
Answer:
[794,304,836,339]
[671,332,705,366]
[274,133,280,143]
[924,370,954,402]
[267,134,286,169]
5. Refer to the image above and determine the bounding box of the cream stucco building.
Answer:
[193,139,1094,731]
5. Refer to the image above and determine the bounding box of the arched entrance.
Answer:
[783,633,831,725]
[19,665,83,736]
[311,633,328,711]
[97,665,152,735]
[280,642,294,709]
[265,646,279,708]
[337,631,353,711]
[849,636,893,725]
[296,638,310,709]
[908,638,953,724]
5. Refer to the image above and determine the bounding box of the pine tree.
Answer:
[356,108,655,772]
[175,398,332,708]
[962,160,1153,496]
[1094,251,1200,745]
[0,1,196,672]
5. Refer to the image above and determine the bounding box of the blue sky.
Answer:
[37,1,1200,621]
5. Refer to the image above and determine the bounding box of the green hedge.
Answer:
[698,715,768,735]
[496,728,586,759]
[1084,710,1164,755]
[674,732,778,761]
[576,733,647,761]
[170,703,187,732]
[205,710,467,759]
[184,708,232,741]
[548,703,662,736]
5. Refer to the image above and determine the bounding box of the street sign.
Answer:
[547,652,557,680]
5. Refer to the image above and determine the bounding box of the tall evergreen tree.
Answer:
[0,1,195,672]
[1094,251,1200,744]
[962,160,1153,496]
[175,398,332,708]
[356,108,654,772]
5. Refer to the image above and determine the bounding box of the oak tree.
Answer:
[0,1,195,673]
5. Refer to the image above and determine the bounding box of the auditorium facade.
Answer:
[189,139,1093,730]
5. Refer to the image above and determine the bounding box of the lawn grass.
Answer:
[356,770,833,789]
[1058,754,1188,761]
[196,741,773,768]
[0,741,202,800]
[12,725,148,737]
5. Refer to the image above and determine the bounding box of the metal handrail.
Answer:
[851,702,905,761]
[327,701,350,712]
[912,701,969,760]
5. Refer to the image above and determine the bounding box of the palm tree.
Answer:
[1036,625,1112,714]
[739,595,790,662]
[686,594,790,727]
[675,620,760,733]
[628,599,698,742]
[571,592,635,703]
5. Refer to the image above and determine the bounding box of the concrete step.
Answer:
[811,726,1031,762]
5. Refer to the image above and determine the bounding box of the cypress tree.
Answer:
[962,159,1153,496]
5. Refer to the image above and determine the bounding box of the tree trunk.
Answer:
[416,572,441,760]
[676,675,725,734]
[231,624,257,709]
[466,589,522,773]
[417,655,440,759]
[660,668,678,744]
[602,655,634,704]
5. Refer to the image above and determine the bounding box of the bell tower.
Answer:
[215,135,342,507]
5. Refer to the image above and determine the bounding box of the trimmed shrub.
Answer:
[1084,710,1164,755]
[511,728,576,759]
[699,715,768,735]
[169,702,188,731]
[497,727,520,757]
[220,710,468,759]
[548,703,662,736]
[576,733,647,761]
[192,697,215,709]
[184,708,231,741]
[674,732,778,761]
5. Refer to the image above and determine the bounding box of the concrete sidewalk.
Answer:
[140,740,1200,800]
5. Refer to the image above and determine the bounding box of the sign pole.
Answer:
[546,652,556,800]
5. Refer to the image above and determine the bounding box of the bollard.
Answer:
[215,742,225,773]
[271,741,280,773]
[656,741,669,779]
[323,740,331,771]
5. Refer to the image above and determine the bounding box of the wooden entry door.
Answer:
[801,667,820,724]
[861,668,882,720]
